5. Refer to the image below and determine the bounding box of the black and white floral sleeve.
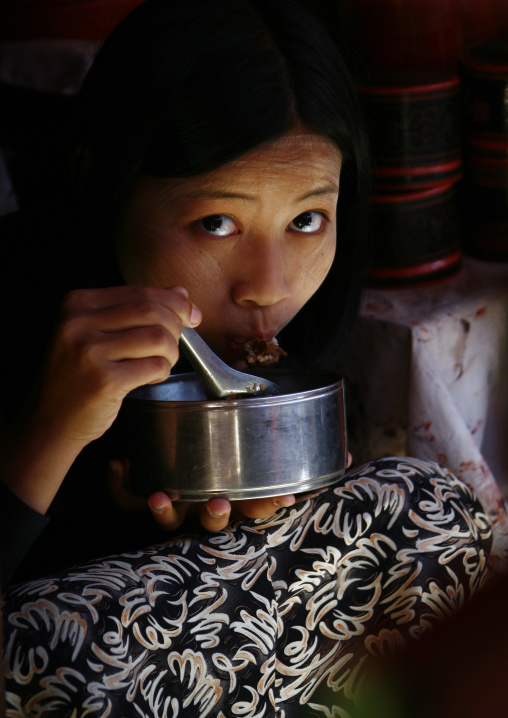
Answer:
[2,457,492,718]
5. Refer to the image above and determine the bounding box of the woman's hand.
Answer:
[107,458,296,531]
[0,285,201,514]
[107,452,353,533]
[37,285,201,445]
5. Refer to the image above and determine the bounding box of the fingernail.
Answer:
[148,502,165,514]
[208,508,228,518]
[190,305,202,325]
[207,498,230,518]
[171,286,189,298]
[148,492,170,513]
[274,495,295,508]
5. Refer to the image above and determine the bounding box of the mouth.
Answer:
[228,335,288,366]
[202,321,288,366]
[228,335,274,357]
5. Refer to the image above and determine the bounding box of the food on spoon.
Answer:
[239,337,287,365]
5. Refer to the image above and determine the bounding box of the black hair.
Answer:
[73,0,371,368]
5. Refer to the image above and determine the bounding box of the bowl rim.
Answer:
[126,369,344,408]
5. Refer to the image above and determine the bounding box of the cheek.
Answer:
[118,221,223,297]
[294,237,336,302]
[177,247,225,305]
[137,241,220,292]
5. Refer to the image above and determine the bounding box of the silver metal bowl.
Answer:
[117,369,347,501]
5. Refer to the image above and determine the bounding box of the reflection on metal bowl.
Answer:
[116,369,347,501]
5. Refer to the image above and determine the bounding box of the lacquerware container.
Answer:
[359,78,462,191]
[461,37,508,139]
[461,137,508,260]
[367,180,462,286]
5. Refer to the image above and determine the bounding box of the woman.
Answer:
[1,1,492,715]
[0,0,369,585]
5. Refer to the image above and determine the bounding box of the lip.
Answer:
[229,334,275,345]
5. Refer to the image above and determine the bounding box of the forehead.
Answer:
[138,129,342,202]
[222,129,342,182]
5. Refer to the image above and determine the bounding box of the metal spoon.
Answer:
[179,326,281,399]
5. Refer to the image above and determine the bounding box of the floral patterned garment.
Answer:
[3,457,492,718]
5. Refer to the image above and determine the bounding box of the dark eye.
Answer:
[199,215,238,237]
[288,211,324,233]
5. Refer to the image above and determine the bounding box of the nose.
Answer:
[231,236,291,307]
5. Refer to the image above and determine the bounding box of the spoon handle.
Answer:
[179,326,235,398]
[179,327,280,399]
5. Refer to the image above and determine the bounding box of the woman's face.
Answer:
[117,127,341,366]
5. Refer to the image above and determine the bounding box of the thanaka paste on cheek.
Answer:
[117,207,223,297]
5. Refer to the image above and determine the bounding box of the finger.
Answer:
[199,498,231,532]
[62,285,201,329]
[108,355,174,393]
[347,452,352,468]
[84,324,181,365]
[57,324,180,396]
[64,293,198,337]
[171,287,202,327]
[234,494,295,520]
[107,460,147,511]
[147,491,189,531]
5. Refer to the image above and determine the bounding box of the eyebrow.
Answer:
[185,184,339,202]
[297,185,339,201]
[186,189,257,201]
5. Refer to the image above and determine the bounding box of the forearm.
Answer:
[0,403,85,515]
[0,479,50,590]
